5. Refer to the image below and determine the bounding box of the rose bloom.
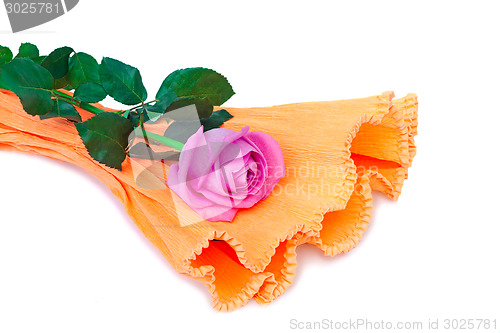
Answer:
[167,126,285,222]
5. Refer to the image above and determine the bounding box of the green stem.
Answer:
[134,128,185,151]
[125,99,159,113]
[81,102,108,114]
[53,90,109,114]
[55,94,76,105]
[51,90,79,104]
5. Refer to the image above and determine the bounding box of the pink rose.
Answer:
[167,126,285,222]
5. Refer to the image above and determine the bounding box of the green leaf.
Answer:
[0,58,54,115]
[134,91,177,122]
[142,105,164,123]
[163,120,202,143]
[129,142,180,161]
[162,109,233,143]
[151,90,177,113]
[32,56,47,65]
[132,106,161,123]
[127,111,141,127]
[0,45,13,66]
[16,43,39,59]
[68,52,100,87]
[40,99,82,122]
[166,96,213,120]
[54,75,71,89]
[201,109,234,131]
[75,112,134,170]
[74,82,107,103]
[156,67,235,106]
[142,93,213,122]
[41,46,74,79]
[99,57,147,105]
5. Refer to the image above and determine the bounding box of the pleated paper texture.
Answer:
[0,89,417,311]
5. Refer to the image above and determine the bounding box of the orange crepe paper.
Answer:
[0,89,417,311]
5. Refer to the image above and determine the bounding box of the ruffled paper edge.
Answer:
[180,92,418,311]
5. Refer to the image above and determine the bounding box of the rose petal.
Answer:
[245,131,285,191]
[196,205,239,222]
[233,132,284,209]
[167,164,214,209]
[177,126,211,181]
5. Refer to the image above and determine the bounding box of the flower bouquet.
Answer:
[0,43,418,311]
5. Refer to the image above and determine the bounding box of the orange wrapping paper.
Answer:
[0,89,417,311]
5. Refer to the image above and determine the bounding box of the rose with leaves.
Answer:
[0,43,286,223]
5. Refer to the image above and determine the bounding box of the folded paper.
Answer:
[0,89,417,311]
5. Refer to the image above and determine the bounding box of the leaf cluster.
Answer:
[0,43,235,170]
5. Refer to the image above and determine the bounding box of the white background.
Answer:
[1,1,499,332]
